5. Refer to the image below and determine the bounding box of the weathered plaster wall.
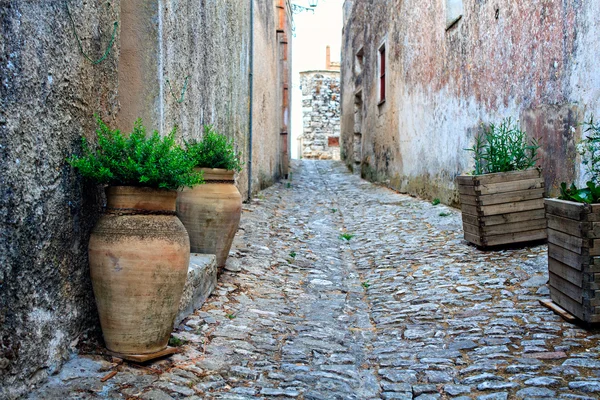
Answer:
[300,71,341,160]
[0,2,120,397]
[1,0,290,397]
[341,0,600,204]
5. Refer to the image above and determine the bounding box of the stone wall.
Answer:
[300,71,341,160]
[341,0,600,205]
[0,1,291,397]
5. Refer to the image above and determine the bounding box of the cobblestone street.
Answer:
[32,160,600,400]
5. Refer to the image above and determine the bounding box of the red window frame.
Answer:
[379,45,386,103]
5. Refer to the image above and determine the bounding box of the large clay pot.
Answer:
[89,186,190,354]
[176,168,242,268]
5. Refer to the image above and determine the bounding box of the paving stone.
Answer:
[515,387,557,398]
[443,384,471,395]
[477,393,508,400]
[568,381,600,392]
[476,381,519,390]
[524,376,559,386]
[140,390,175,400]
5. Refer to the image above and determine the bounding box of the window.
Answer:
[378,44,386,103]
[355,48,364,75]
[446,0,463,30]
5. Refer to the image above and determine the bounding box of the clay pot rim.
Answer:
[195,168,235,182]
[106,186,178,212]
[106,185,178,194]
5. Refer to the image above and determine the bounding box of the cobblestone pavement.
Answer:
[31,160,600,400]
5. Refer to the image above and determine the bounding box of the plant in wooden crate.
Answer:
[545,116,600,323]
[458,117,545,247]
[177,125,243,269]
[68,116,202,356]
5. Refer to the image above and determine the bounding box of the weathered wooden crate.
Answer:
[457,169,546,247]
[545,198,600,323]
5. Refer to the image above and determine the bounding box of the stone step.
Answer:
[176,254,217,326]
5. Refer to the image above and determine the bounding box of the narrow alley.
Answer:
[32,160,600,400]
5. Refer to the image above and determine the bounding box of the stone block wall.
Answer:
[341,0,600,204]
[0,1,291,397]
[300,71,341,160]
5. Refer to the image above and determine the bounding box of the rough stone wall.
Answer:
[300,71,341,160]
[341,0,600,204]
[0,0,289,397]
[251,0,281,191]
[0,2,120,398]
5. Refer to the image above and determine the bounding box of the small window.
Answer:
[446,0,463,30]
[378,44,386,103]
[355,48,364,75]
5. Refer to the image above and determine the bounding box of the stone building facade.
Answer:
[0,1,292,397]
[341,0,600,205]
[300,70,341,160]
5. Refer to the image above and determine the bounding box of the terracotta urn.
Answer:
[88,186,190,355]
[176,168,242,268]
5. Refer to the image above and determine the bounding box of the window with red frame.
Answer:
[378,45,386,103]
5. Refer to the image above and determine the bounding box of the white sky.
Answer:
[291,0,344,159]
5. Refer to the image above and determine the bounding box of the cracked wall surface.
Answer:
[341,0,600,205]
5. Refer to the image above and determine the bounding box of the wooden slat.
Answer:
[480,209,546,226]
[460,194,478,206]
[456,175,476,185]
[547,214,587,237]
[539,299,578,322]
[548,243,585,271]
[464,232,483,246]
[587,313,600,323]
[550,288,585,321]
[462,222,481,236]
[591,240,600,256]
[548,228,584,254]
[588,213,600,222]
[477,188,544,206]
[458,185,477,196]
[461,203,479,216]
[482,218,546,236]
[480,199,544,216]
[549,257,583,287]
[545,198,589,220]
[472,169,541,185]
[483,229,546,246]
[549,272,582,303]
[476,178,544,196]
[461,213,479,227]
[590,223,600,238]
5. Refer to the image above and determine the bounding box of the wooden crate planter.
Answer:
[457,169,546,247]
[545,198,600,323]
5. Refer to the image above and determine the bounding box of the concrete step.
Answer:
[176,254,217,326]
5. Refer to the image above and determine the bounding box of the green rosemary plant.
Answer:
[186,125,243,172]
[559,116,600,203]
[68,116,203,190]
[465,117,540,175]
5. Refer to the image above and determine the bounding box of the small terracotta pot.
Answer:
[89,186,190,354]
[177,168,242,268]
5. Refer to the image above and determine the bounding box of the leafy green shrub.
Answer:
[68,116,203,190]
[559,182,600,204]
[466,117,540,175]
[559,116,600,204]
[186,125,242,172]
